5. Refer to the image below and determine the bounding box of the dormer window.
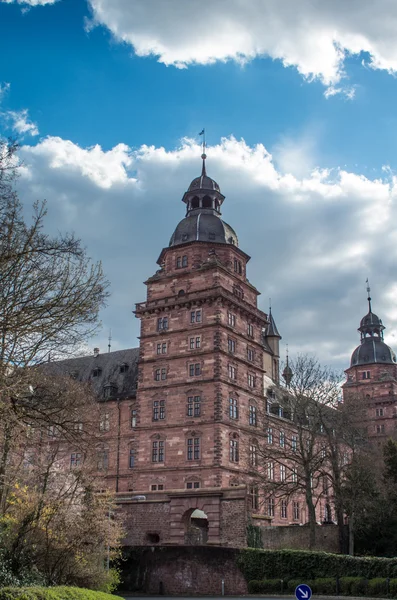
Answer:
[120,363,129,374]
[92,368,102,378]
[103,384,117,399]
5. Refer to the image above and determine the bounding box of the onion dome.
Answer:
[282,355,293,387]
[169,153,238,248]
[350,287,396,367]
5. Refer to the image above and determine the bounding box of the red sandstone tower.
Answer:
[133,154,274,493]
[343,284,397,440]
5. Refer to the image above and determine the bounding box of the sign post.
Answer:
[295,584,312,600]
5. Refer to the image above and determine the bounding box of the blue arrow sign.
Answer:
[295,584,312,600]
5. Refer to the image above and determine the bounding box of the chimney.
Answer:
[94,348,100,357]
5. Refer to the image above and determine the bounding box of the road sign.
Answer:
[295,584,312,600]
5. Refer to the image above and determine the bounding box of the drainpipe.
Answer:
[116,398,121,493]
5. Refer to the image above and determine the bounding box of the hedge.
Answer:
[247,577,397,597]
[237,548,397,582]
[0,587,124,600]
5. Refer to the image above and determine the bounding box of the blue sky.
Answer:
[2,0,397,372]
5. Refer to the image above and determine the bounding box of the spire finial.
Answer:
[269,297,272,313]
[108,329,112,353]
[282,344,293,387]
[199,128,206,176]
[366,278,372,312]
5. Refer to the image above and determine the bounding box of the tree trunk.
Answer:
[349,511,354,555]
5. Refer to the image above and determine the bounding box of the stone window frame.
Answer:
[280,499,288,519]
[247,372,256,388]
[228,312,236,327]
[280,464,286,482]
[154,365,168,381]
[128,441,135,469]
[279,430,285,448]
[189,335,201,350]
[152,398,166,421]
[99,411,110,432]
[70,452,82,468]
[185,429,202,462]
[229,432,239,463]
[249,484,259,510]
[228,393,239,420]
[150,433,166,463]
[96,444,109,471]
[247,346,255,362]
[234,258,243,275]
[151,483,165,491]
[249,401,257,426]
[185,474,201,489]
[267,427,273,445]
[190,308,202,324]
[376,407,384,417]
[228,363,237,380]
[267,460,275,481]
[249,438,258,467]
[188,361,203,377]
[157,316,169,332]
[267,496,275,517]
[156,341,168,355]
[186,390,202,418]
[293,500,300,520]
[130,405,137,428]
[247,323,254,338]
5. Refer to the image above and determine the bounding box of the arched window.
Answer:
[202,195,212,208]
[191,196,199,209]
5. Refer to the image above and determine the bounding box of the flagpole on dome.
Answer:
[199,128,206,176]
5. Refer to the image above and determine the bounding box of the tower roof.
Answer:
[266,307,281,339]
[350,285,396,367]
[169,152,238,248]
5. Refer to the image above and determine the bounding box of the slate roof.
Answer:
[169,213,238,247]
[47,348,140,400]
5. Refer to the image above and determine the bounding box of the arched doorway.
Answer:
[184,508,209,545]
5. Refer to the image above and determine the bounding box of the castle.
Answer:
[53,155,397,548]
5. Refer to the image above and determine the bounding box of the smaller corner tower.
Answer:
[343,283,397,441]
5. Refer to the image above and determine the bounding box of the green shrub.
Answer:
[367,578,388,597]
[339,577,366,595]
[248,579,283,594]
[0,587,125,600]
[313,578,337,594]
[287,579,314,593]
[389,578,397,598]
[237,548,397,582]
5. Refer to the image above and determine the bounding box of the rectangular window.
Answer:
[280,499,288,519]
[247,347,255,362]
[186,481,200,489]
[187,438,200,461]
[280,464,286,481]
[157,342,167,354]
[249,485,259,510]
[267,461,274,480]
[131,409,137,428]
[153,400,165,421]
[189,363,201,376]
[247,323,254,338]
[187,395,201,417]
[377,424,385,434]
[267,428,273,444]
[267,497,275,517]
[293,501,300,520]
[249,444,257,467]
[190,309,202,323]
[97,450,108,471]
[376,407,384,417]
[362,370,371,380]
[228,312,236,327]
[176,256,182,268]
[157,316,168,331]
[229,397,238,419]
[228,338,236,353]
[291,435,297,452]
[228,364,237,380]
[248,373,256,388]
[151,484,165,491]
[154,369,160,381]
[152,441,164,463]
[230,439,239,462]
[279,431,285,447]
[161,367,167,380]
[292,468,298,483]
[129,448,135,468]
[249,404,257,426]
[99,413,110,432]
[190,336,201,349]
[182,255,188,267]
[70,453,81,468]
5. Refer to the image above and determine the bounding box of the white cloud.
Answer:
[16,135,397,371]
[84,0,397,92]
[1,0,58,5]
[5,109,39,137]
[0,82,10,101]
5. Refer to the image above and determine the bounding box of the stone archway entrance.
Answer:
[184,508,209,545]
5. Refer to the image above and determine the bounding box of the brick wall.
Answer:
[258,523,339,552]
[120,546,248,595]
